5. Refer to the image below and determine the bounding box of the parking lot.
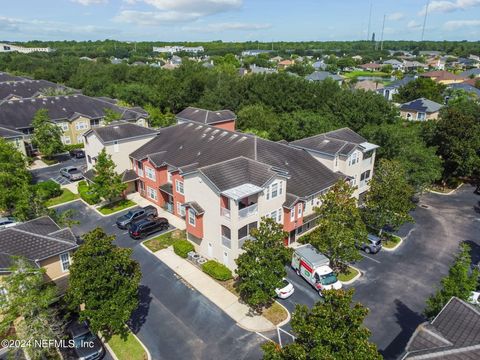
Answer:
[277,184,480,360]
[30,155,86,184]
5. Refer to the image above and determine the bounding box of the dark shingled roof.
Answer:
[305,71,344,82]
[176,107,236,125]
[85,122,158,144]
[403,297,480,359]
[182,201,205,215]
[0,94,148,130]
[130,123,343,198]
[0,72,25,82]
[283,193,299,209]
[199,157,278,192]
[0,216,78,271]
[0,80,77,100]
[0,126,24,139]
[400,98,443,113]
[159,183,173,195]
[121,169,139,183]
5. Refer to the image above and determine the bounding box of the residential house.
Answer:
[447,83,480,99]
[0,126,26,155]
[278,59,294,70]
[352,55,363,61]
[403,61,428,72]
[383,59,404,71]
[290,128,378,199]
[250,64,277,75]
[354,80,384,92]
[312,60,327,71]
[426,57,446,70]
[420,70,466,84]
[399,98,443,121]
[0,80,77,101]
[176,107,237,132]
[401,297,480,360]
[241,50,272,57]
[305,71,344,84]
[460,68,480,78]
[358,63,383,71]
[0,216,78,284]
[419,50,442,57]
[0,72,25,82]
[270,56,283,63]
[0,94,149,150]
[153,46,204,54]
[83,122,159,193]
[377,75,416,101]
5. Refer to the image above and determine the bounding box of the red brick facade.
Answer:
[212,120,235,132]
[185,209,204,239]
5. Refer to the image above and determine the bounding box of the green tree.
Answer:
[66,228,141,339]
[363,159,415,234]
[262,289,381,360]
[92,148,127,203]
[424,244,479,318]
[103,108,122,124]
[0,258,64,360]
[308,180,364,273]
[31,109,64,158]
[236,218,290,312]
[144,104,175,128]
[393,77,446,103]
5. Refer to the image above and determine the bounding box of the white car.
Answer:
[0,217,18,230]
[275,278,294,299]
[469,291,480,305]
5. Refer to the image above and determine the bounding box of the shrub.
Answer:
[78,180,100,205]
[202,260,232,281]
[64,143,85,151]
[173,240,194,258]
[36,180,61,200]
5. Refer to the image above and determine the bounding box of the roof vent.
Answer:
[31,99,35,102]
[7,101,13,104]
[201,133,207,138]
[19,100,23,103]
[179,145,183,150]
[113,126,119,129]
[216,112,221,115]
[62,107,67,111]
[197,151,201,156]
[208,136,214,141]
[55,97,59,100]
[322,139,330,144]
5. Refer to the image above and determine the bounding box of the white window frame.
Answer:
[63,136,71,145]
[145,167,156,181]
[298,203,303,216]
[175,180,184,195]
[147,186,157,200]
[60,252,70,272]
[76,135,84,144]
[277,208,282,223]
[59,122,68,131]
[290,207,295,221]
[349,152,358,166]
[270,182,279,199]
[177,202,186,216]
[167,171,172,183]
[75,121,87,131]
[417,112,426,120]
[188,208,196,226]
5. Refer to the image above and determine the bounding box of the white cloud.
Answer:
[114,10,200,25]
[387,12,405,21]
[407,20,422,29]
[419,0,480,15]
[72,0,108,5]
[137,0,241,13]
[444,19,480,29]
[183,22,271,32]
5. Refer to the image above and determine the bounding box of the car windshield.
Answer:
[125,211,135,218]
[68,168,78,172]
[282,279,290,288]
[320,272,338,286]
[73,332,96,347]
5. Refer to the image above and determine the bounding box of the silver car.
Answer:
[60,166,83,181]
[0,217,18,230]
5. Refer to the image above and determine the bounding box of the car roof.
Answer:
[68,321,90,338]
[367,234,381,242]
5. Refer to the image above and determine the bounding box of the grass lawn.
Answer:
[45,189,79,207]
[343,70,390,79]
[108,331,147,360]
[263,302,288,325]
[338,266,359,282]
[98,199,136,215]
[143,230,186,252]
[382,234,402,249]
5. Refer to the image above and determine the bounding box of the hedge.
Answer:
[173,240,194,258]
[202,260,232,281]
[36,180,62,200]
[64,143,85,151]
[78,180,100,205]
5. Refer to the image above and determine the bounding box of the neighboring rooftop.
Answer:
[420,71,466,82]
[448,83,480,98]
[176,107,237,125]
[384,75,416,89]
[460,68,480,78]
[400,98,443,113]
[0,72,25,82]
[305,71,343,82]
[84,122,158,143]
[402,297,480,359]
[0,80,77,100]
[0,126,24,139]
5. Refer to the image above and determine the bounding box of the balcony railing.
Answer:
[221,207,231,219]
[221,235,231,249]
[238,235,254,249]
[238,203,258,219]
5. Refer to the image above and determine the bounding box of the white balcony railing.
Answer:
[238,203,258,219]
[221,207,231,219]
[238,235,254,249]
[221,235,231,249]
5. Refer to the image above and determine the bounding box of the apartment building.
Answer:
[0,43,52,53]
[176,106,237,131]
[0,79,77,100]
[0,126,27,155]
[0,94,148,152]
[128,121,376,270]
[153,45,204,54]
[399,98,443,121]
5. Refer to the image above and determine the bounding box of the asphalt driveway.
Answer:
[55,201,266,360]
[30,155,86,184]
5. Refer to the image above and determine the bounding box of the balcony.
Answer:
[238,203,258,219]
[238,235,254,249]
[221,207,231,219]
[221,235,231,249]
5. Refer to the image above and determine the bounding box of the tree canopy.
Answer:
[393,77,446,103]
[31,109,64,158]
[92,148,127,203]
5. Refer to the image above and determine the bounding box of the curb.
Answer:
[129,329,152,360]
[382,235,404,252]
[47,198,81,209]
[340,265,362,285]
[274,300,291,327]
[103,342,120,360]
[427,183,463,195]
[92,202,138,217]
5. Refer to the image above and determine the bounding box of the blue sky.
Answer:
[1,0,479,42]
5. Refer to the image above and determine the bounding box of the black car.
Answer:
[129,217,169,239]
[116,205,158,229]
[70,149,86,158]
[67,321,104,360]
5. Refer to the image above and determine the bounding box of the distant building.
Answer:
[153,45,204,54]
[305,71,344,84]
[383,59,404,71]
[241,50,272,57]
[420,70,467,85]
[460,68,480,78]
[377,75,416,101]
[354,80,384,92]
[0,43,52,54]
[0,126,26,155]
[399,98,443,121]
[277,59,294,69]
[358,63,383,71]
[0,80,78,101]
[312,60,327,71]
[176,107,237,132]
[250,64,277,75]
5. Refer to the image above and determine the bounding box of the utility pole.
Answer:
[367,0,373,41]
[421,0,430,41]
[380,14,386,51]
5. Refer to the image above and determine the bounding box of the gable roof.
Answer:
[130,123,344,198]
[448,83,480,97]
[176,107,236,125]
[0,216,78,272]
[403,297,480,359]
[421,71,467,82]
[0,72,25,82]
[0,126,24,139]
[84,122,158,144]
[305,71,343,82]
[0,94,148,130]
[384,75,416,90]
[400,98,443,113]
[0,80,77,100]
[460,68,480,77]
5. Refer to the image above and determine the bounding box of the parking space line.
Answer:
[360,253,381,264]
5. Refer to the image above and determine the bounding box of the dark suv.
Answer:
[129,217,169,239]
[67,321,104,360]
[70,149,85,158]
[116,205,158,229]
[356,234,382,254]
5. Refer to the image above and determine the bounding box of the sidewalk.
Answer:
[127,192,186,230]
[152,246,276,332]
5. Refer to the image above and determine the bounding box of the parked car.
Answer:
[0,217,18,230]
[356,234,382,254]
[60,166,83,181]
[70,149,85,159]
[116,206,158,229]
[275,278,294,299]
[129,217,169,239]
[67,321,104,360]
[469,291,480,305]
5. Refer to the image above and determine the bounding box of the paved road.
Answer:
[277,185,480,360]
[55,201,266,360]
[30,155,86,184]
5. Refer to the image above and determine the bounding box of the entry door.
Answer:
[223,251,229,267]
[207,243,213,258]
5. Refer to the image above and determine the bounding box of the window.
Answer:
[279,181,283,195]
[87,155,92,164]
[175,180,184,195]
[349,152,358,166]
[298,203,303,217]
[167,171,172,183]
[269,209,282,224]
[335,156,338,167]
[59,122,68,131]
[177,202,185,216]
[60,252,70,272]
[147,186,157,200]
[417,112,426,120]
[360,170,371,182]
[137,161,144,177]
[290,207,295,221]
[145,167,156,181]
[238,221,257,240]
[90,119,101,127]
[76,135,83,144]
[188,208,196,226]
[63,136,71,145]
[113,140,119,153]
[75,121,87,130]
